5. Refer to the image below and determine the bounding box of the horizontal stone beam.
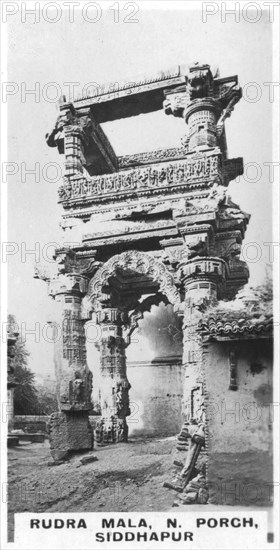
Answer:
[58,152,224,207]
[72,68,185,122]
[118,147,187,169]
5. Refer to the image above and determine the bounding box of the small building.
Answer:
[199,284,273,506]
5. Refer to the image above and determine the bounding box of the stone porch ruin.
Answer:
[35,62,272,504]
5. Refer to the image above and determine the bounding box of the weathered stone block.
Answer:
[48,411,93,461]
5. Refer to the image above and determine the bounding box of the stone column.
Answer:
[163,62,242,158]
[180,258,226,426]
[63,125,85,179]
[183,98,221,152]
[48,274,93,461]
[94,308,131,445]
[173,258,226,499]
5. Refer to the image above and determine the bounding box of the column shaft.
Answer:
[95,308,131,445]
[48,277,93,460]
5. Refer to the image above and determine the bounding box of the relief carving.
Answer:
[57,154,222,203]
[118,147,187,168]
[87,250,181,309]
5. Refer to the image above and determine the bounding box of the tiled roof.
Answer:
[200,314,273,339]
[200,278,273,340]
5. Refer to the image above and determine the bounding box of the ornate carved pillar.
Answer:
[180,261,221,428]
[164,62,242,158]
[94,307,131,445]
[168,257,226,499]
[183,98,221,152]
[46,102,118,181]
[47,273,93,461]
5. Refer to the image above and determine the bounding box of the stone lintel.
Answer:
[118,147,187,169]
[72,70,185,122]
[69,65,239,124]
[59,196,199,222]
[81,226,178,248]
[160,237,184,248]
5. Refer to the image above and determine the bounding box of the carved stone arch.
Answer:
[86,250,181,310]
[124,292,169,346]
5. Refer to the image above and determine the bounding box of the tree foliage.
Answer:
[9,315,59,415]
[13,337,41,415]
[36,385,59,415]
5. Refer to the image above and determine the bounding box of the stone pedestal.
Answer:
[48,411,93,461]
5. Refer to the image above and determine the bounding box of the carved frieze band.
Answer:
[58,154,223,204]
[118,147,187,168]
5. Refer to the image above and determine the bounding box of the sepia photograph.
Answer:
[1,1,279,548]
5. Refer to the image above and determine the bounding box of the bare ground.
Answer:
[8,436,181,541]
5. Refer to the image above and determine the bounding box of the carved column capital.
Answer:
[46,101,118,181]
[164,63,242,155]
[55,248,99,276]
[48,273,89,299]
[96,307,128,327]
[34,259,91,300]
[179,256,226,305]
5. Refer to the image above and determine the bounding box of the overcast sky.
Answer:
[6,3,274,377]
